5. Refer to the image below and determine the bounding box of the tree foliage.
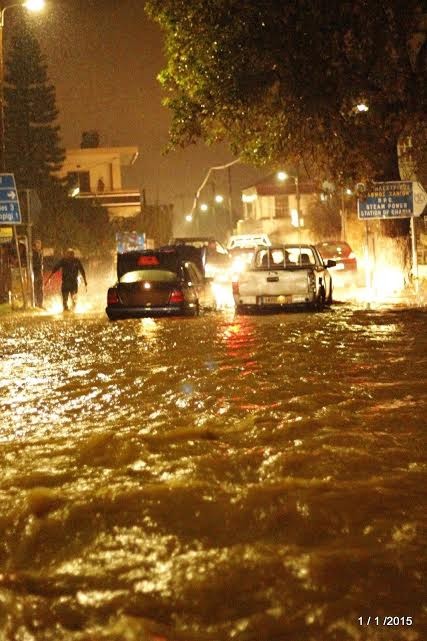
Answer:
[4,22,116,257]
[146,0,426,185]
[4,20,65,189]
[141,204,174,246]
[37,183,115,257]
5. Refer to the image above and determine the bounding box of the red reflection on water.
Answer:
[219,317,257,359]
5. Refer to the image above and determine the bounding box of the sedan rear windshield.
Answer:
[119,270,178,284]
[317,242,351,257]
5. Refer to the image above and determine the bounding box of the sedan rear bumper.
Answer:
[106,304,187,319]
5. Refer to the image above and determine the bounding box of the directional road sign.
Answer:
[0,173,22,224]
[358,181,427,220]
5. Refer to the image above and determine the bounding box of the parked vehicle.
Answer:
[229,246,259,275]
[106,249,207,320]
[227,234,271,276]
[232,245,335,313]
[168,237,230,280]
[227,233,271,250]
[315,241,357,274]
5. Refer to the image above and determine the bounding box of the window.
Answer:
[275,195,289,218]
[77,171,91,192]
[245,202,253,218]
[68,171,91,193]
[119,270,177,284]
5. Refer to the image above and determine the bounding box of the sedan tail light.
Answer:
[107,288,119,304]
[169,289,185,303]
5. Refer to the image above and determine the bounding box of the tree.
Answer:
[141,203,173,246]
[307,197,342,241]
[4,19,65,189]
[37,182,115,257]
[146,1,426,187]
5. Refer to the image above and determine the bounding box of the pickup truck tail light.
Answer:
[169,289,185,303]
[232,280,239,295]
[307,271,316,291]
[107,288,119,305]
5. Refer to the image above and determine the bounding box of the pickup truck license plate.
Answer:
[260,295,292,304]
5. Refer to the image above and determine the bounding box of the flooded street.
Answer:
[0,305,426,641]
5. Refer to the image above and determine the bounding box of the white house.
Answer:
[238,173,319,244]
[56,146,141,219]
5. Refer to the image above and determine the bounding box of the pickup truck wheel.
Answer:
[316,286,326,311]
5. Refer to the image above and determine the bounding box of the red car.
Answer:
[315,241,357,273]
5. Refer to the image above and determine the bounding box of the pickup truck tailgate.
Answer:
[239,269,310,296]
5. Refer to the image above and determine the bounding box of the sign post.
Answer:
[358,181,427,299]
[0,173,27,308]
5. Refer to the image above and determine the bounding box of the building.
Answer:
[237,173,319,243]
[56,146,141,219]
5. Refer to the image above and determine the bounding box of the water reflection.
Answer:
[0,307,426,640]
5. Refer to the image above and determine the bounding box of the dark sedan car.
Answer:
[106,249,206,320]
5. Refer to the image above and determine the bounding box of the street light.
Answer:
[355,102,369,112]
[23,0,45,10]
[185,214,193,223]
[200,202,208,212]
[214,194,224,204]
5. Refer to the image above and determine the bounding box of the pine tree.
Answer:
[4,20,65,189]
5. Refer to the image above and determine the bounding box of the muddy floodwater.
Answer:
[0,306,426,641]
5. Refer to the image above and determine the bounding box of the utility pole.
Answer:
[227,166,233,233]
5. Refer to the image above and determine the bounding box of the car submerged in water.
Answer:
[232,244,335,313]
[106,248,209,320]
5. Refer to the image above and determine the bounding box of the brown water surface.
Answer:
[0,307,426,640]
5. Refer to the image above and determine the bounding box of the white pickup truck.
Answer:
[232,244,335,312]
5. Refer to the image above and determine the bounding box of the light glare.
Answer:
[356,103,369,112]
[23,0,45,12]
[277,171,288,181]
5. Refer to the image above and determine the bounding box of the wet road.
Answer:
[0,305,426,641]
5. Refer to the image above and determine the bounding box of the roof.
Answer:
[64,146,139,167]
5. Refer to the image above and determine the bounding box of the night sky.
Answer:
[18,0,265,226]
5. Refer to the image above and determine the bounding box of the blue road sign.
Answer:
[358,181,415,220]
[0,174,22,224]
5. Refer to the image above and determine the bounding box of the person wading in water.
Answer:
[46,248,87,311]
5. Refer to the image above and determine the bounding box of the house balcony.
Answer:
[74,189,142,218]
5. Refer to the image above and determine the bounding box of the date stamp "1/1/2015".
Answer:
[358,616,413,626]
